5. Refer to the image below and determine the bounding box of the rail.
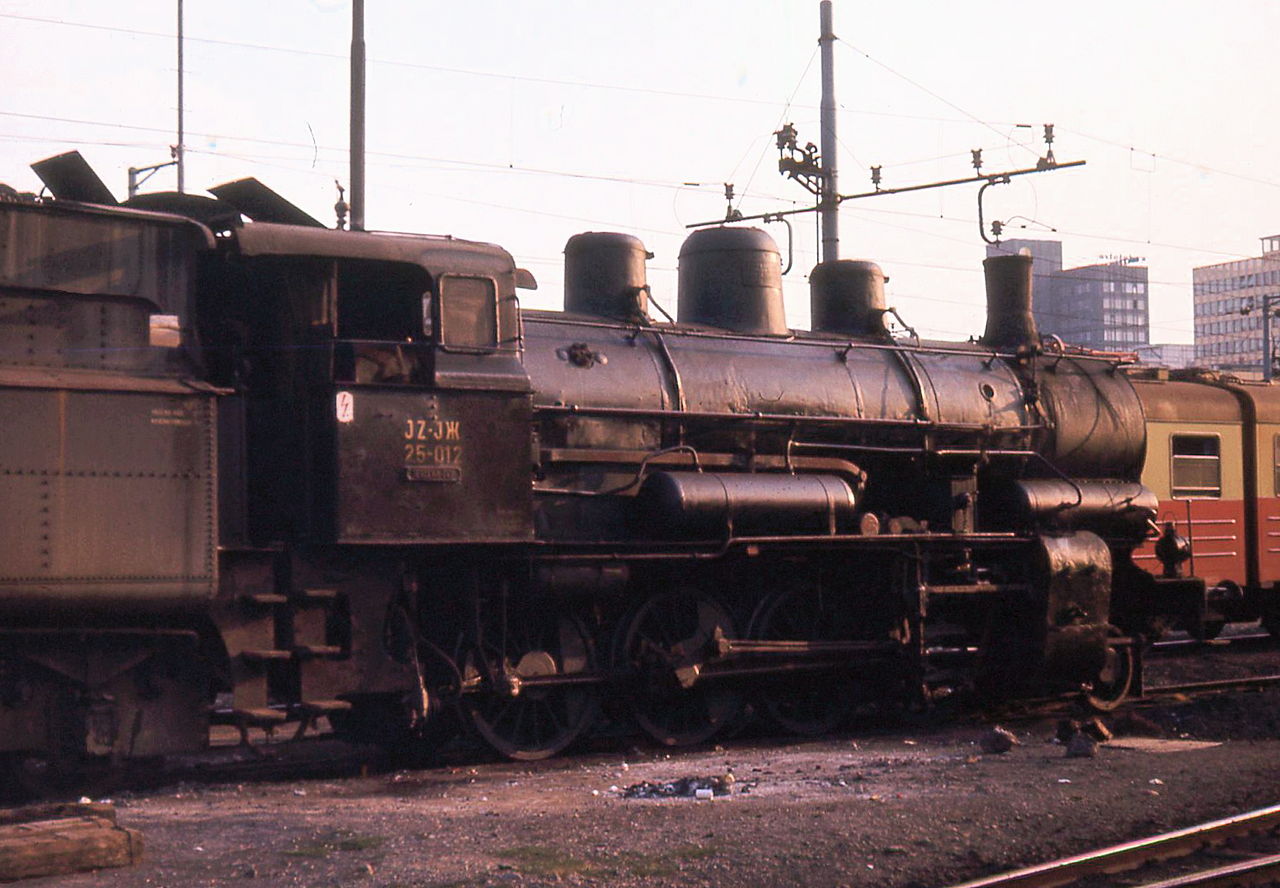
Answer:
[1143,674,1280,697]
[1133,852,1280,887]
[944,803,1280,888]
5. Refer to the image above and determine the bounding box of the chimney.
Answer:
[980,253,1037,350]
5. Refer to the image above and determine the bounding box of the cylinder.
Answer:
[809,259,886,336]
[980,253,1037,350]
[636,471,858,538]
[983,479,1158,539]
[677,227,787,335]
[564,232,649,321]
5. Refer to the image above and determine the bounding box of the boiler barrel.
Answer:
[636,471,858,538]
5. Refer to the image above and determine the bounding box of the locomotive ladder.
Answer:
[214,553,352,742]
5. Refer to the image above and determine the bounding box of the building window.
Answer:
[1171,435,1221,499]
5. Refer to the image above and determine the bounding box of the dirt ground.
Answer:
[19,643,1280,888]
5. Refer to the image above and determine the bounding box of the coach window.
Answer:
[1171,434,1221,499]
[1273,435,1280,497]
[438,274,498,350]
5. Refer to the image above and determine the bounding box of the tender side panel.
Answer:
[0,383,216,613]
[0,201,208,311]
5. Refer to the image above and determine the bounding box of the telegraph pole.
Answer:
[818,0,838,262]
[176,0,185,192]
[689,1,1083,253]
[349,0,366,231]
[1262,297,1276,382]
[1238,296,1278,381]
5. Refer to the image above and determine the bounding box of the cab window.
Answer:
[438,275,498,350]
[1171,434,1221,499]
[337,260,428,343]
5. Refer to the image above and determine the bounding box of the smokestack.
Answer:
[980,253,1038,350]
[350,0,366,231]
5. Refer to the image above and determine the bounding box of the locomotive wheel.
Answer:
[747,587,853,736]
[459,609,597,761]
[615,590,743,747]
[1083,632,1136,712]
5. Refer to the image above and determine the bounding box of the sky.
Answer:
[2,0,1278,344]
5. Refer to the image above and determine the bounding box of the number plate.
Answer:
[404,465,462,483]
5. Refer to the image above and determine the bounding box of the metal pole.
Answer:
[350,0,366,231]
[1266,296,1274,382]
[818,0,839,262]
[176,0,185,193]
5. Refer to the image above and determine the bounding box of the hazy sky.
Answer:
[3,1,1278,344]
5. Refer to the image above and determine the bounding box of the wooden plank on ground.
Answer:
[0,804,142,882]
[0,802,116,827]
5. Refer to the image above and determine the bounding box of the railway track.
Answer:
[946,804,1280,888]
[1143,674,1280,699]
[90,677,1280,797]
[1149,630,1276,658]
[6,630,1276,801]
[1140,627,1280,700]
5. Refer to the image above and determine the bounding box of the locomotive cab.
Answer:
[202,223,537,546]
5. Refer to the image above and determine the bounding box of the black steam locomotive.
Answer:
[0,153,1200,780]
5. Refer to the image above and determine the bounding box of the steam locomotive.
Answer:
[0,152,1213,783]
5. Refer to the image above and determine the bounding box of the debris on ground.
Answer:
[1105,737,1221,753]
[622,775,736,799]
[1056,716,1110,754]
[980,726,1019,754]
[1080,717,1113,742]
[0,802,143,882]
[1066,733,1099,758]
[1112,711,1165,737]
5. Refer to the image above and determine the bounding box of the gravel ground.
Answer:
[17,642,1280,888]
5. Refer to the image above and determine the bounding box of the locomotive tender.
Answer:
[0,155,1203,777]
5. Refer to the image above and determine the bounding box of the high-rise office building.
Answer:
[1135,343,1195,369]
[1192,236,1280,376]
[986,240,1149,350]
